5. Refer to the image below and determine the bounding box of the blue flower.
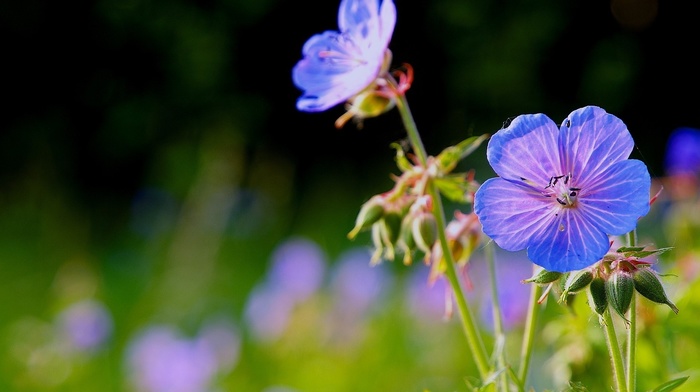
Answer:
[664,127,700,176]
[474,106,651,272]
[292,0,396,112]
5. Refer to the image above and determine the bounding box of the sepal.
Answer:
[633,267,679,314]
[605,269,635,322]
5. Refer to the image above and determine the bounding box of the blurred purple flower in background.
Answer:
[268,237,326,302]
[474,251,532,331]
[329,247,390,316]
[125,321,240,392]
[244,237,327,342]
[57,299,113,352]
[244,283,298,342]
[664,127,700,177]
[406,264,452,322]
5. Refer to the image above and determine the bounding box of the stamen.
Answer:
[543,173,579,207]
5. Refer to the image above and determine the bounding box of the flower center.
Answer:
[543,174,580,207]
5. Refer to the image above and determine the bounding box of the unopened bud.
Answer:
[606,269,635,321]
[633,267,679,314]
[412,213,437,253]
[348,199,385,240]
[335,90,395,129]
[560,269,594,303]
[588,277,607,316]
[523,269,563,285]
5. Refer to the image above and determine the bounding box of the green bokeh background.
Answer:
[2,0,699,391]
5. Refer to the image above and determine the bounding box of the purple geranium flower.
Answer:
[292,0,396,112]
[474,106,651,272]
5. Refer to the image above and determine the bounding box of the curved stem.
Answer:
[395,93,491,379]
[603,309,628,392]
[517,265,542,389]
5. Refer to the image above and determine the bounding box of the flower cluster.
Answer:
[347,137,485,270]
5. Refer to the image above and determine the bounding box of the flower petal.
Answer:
[527,208,611,272]
[339,0,396,51]
[559,106,634,185]
[487,113,562,186]
[292,32,379,111]
[293,0,395,112]
[580,159,651,235]
[474,178,555,251]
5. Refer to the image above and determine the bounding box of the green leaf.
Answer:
[615,246,674,259]
[435,134,489,173]
[433,177,471,203]
[615,246,646,253]
[649,376,689,392]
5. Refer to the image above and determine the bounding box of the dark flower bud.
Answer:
[559,269,594,303]
[606,269,635,321]
[522,269,563,285]
[633,267,679,314]
[588,277,608,316]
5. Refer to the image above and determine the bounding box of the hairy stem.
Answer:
[603,309,628,392]
[626,230,638,392]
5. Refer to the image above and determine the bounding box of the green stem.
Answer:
[626,230,638,392]
[486,242,509,391]
[603,309,628,392]
[395,94,491,379]
[517,265,542,390]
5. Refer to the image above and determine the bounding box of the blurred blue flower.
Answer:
[664,127,700,176]
[268,237,326,302]
[57,299,113,352]
[329,247,390,316]
[244,237,326,342]
[292,0,396,112]
[244,283,297,342]
[474,106,651,272]
[126,321,240,392]
[475,251,532,331]
[406,264,453,322]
